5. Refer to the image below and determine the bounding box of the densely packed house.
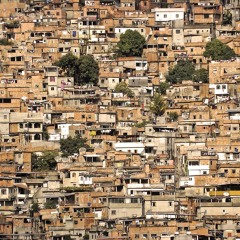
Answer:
[0,0,240,239]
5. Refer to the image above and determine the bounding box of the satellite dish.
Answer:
[21,96,27,101]
[79,148,86,154]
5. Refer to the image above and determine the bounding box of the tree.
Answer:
[44,199,57,209]
[114,82,135,98]
[60,135,89,157]
[54,54,99,86]
[54,52,78,77]
[203,39,236,60]
[223,10,232,25]
[168,112,179,122]
[4,21,20,29]
[157,82,169,95]
[193,68,209,83]
[75,55,99,86]
[134,121,148,128]
[166,60,195,84]
[150,93,167,118]
[64,236,72,240]
[116,30,146,57]
[31,151,58,171]
[83,234,89,240]
[31,202,40,213]
[0,38,13,45]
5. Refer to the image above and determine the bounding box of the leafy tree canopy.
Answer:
[150,93,167,117]
[166,60,195,84]
[223,10,232,25]
[31,202,40,213]
[134,121,148,128]
[31,151,58,171]
[114,82,135,98]
[193,68,209,83]
[76,55,99,86]
[166,61,209,84]
[44,199,57,209]
[203,39,236,60]
[0,38,13,46]
[54,53,99,86]
[116,30,146,57]
[60,135,89,157]
[54,52,78,77]
[168,112,179,122]
[157,82,169,95]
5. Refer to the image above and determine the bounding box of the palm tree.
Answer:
[150,93,167,120]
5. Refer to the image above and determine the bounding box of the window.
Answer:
[176,29,180,34]
[151,202,156,207]
[131,198,138,203]
[34,123,40,128]
[176,14,179,18]
[203,171,207,175]
[51,87,54,90]
[1,189,6,194]
[135,234,140,239]
[232,169,236,174]
[164,14,167,18]
[110,198,124,203]
[224,169,228,173]
[204,14,209,18]
[169,201,172,207]
[111,210,116,215]
[50,76,55,82]
[189,161,199,166]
